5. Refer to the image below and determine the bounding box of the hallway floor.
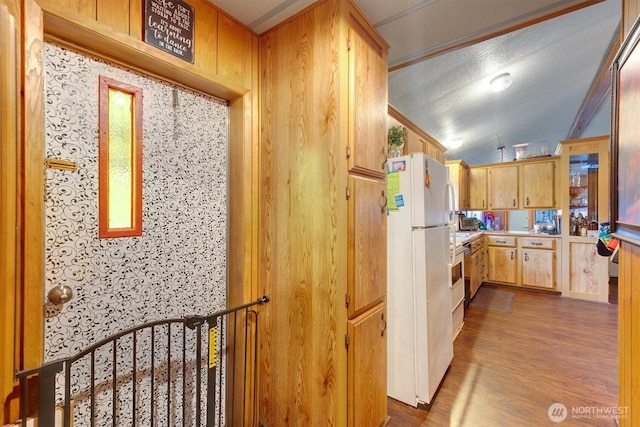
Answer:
[388,284,618,426]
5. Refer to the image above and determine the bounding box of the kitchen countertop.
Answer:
[453,230,560,245]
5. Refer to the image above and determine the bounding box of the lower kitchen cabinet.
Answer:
[347,302,387,427]
[465,237,486,299]
[564,240,609,301]
[487,236,517,284]
[520,237,558,289]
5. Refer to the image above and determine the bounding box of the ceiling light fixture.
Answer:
[447,138,463,149]
[490,73,513,92]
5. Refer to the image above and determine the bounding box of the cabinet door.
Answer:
[461,164,470,210]
[446,161,469,210]
[567,241,609,299]
[467,251,479,298]
[489,165,519,209]
[487,246,517,283]
[469,167,487,209]
[347,303,387,427]
[348,176,386,318]
[522,161,556,208]
[522,249,556,288]
[348,19,387,178]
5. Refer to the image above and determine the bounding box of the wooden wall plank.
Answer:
[193,0,217,74]
[258,1,350,424]
[217,13,245,87]
[22,0,46,372]
[40,0,97,19]
[129,0,143,38]
[96,0,130,34]
[0,2,20,422]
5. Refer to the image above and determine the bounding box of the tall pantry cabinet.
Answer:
[257,0,389,426]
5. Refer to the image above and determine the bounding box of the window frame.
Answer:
[98,76,143,238]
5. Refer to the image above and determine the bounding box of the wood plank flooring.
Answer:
[387,284,618,426]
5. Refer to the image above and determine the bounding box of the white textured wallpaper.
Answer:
[43,43,229,424]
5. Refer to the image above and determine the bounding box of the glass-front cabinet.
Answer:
[568,153,600,236]
[558,135,610,302]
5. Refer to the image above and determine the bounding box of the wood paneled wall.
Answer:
[387,104,447,163]
[36,0,254,91]
[618,241,640,427]
[618,3,640,426]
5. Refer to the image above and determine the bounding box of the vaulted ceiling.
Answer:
[209,0,621,165]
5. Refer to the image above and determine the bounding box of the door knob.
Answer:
[47,284,74,305]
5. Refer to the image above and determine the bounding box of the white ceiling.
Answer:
[208,0,621,165]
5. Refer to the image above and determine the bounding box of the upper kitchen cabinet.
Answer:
[520,159,559,209]
[469,167,488,210]
[349,16,388,178]
[446,160,470,210]
[488,165,519,210]
[258,1,389,425]
[469,157,560,210]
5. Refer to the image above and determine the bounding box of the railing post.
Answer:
[16,359,65,427]
[38,360,64,427]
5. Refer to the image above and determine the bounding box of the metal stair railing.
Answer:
[15,295,269,427]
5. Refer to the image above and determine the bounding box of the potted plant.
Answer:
[387,125,407,157]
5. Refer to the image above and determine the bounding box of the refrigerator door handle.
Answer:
[446,183,455,224]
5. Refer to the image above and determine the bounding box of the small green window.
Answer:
[98,77,142,238]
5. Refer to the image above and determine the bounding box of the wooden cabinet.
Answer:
[470,158,559,210]
[521,160,557,208]
[446,160,470,210]
[486,236,517,284]
[347,176,386,317]
[347,303,387,427]
[520,237,558,289]
[488,165,519,210]
[258,1,388,425]
[465,236,486,300]
[349,17,387,178]
[469,167,488,210]
[558,136,609,302]
[485,234,559,289]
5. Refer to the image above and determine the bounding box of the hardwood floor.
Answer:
[387,284,618,426]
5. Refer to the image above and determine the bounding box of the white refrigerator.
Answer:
[386,152,455,407]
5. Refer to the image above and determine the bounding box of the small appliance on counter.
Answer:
[458,214,478,232]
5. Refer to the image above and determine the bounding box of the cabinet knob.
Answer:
[379,190,387,213]
[510,251,514,260]
[512,198,516,207]
[524,253,529,262]
[381,146,388,170]
[526,196,530,206]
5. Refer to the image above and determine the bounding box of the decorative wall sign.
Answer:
[144,0,195,63]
